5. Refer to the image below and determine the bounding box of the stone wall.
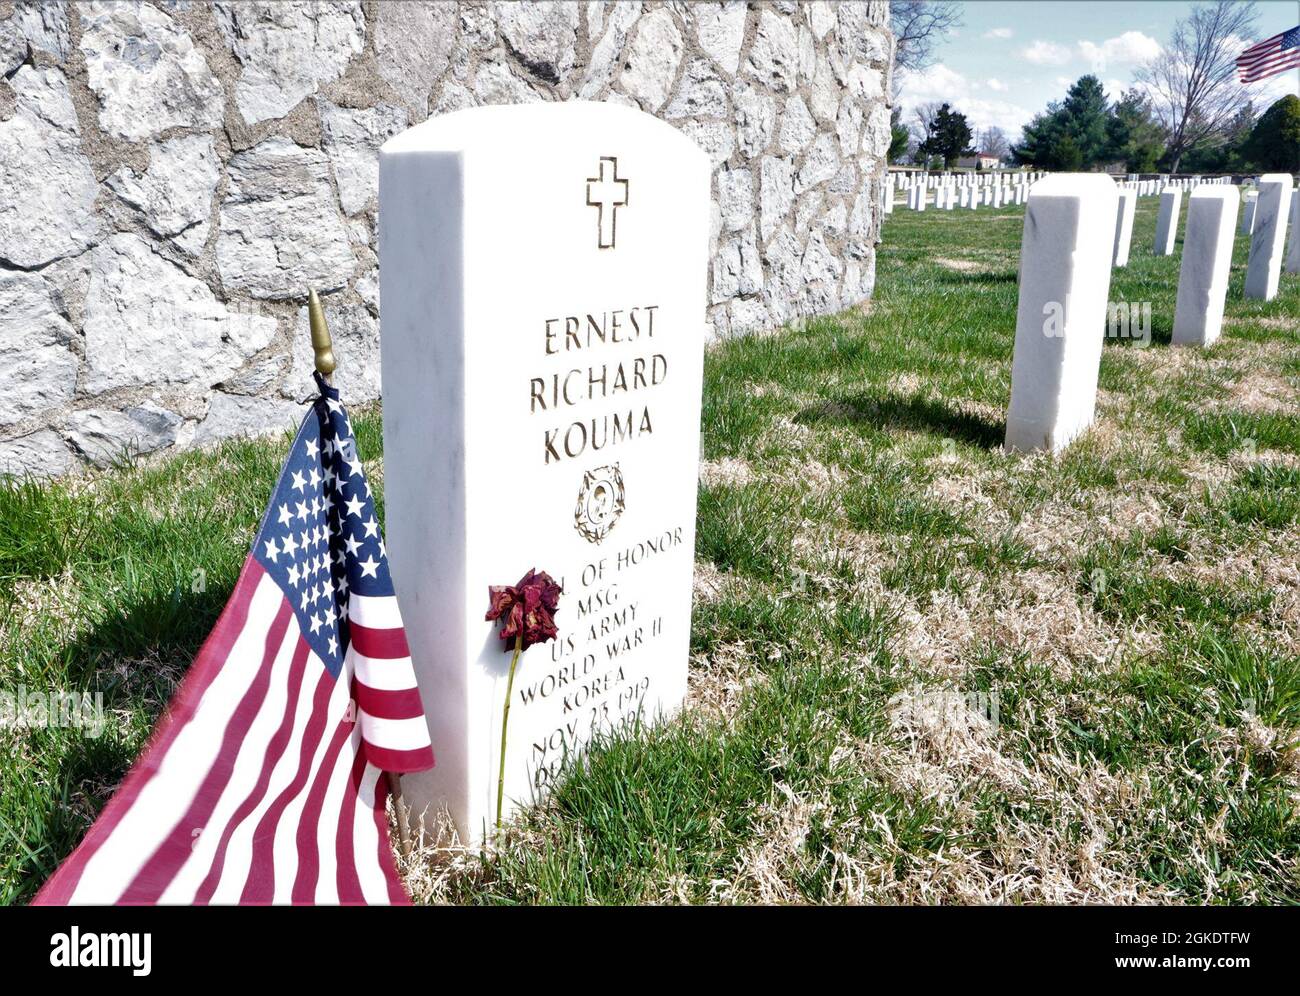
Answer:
[0,1,892,476]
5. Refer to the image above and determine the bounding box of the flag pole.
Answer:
[308,288,413,858]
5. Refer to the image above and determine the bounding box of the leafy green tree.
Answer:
[915,102,975,167]
[1106,89,1167,172]
[1180,102,1255,173]
[1241,95,1300,172]
[888,106,911,164]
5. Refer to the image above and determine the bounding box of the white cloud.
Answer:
[897,62,1036,141]
[986,78,1008,92]
[1103,78,1130,100]
[898,61,969,101]
[1078,31,1161,72]
[1021,40,1073,66]
[983,27,1013,40]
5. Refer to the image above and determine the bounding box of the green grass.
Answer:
[3,192,1299,905]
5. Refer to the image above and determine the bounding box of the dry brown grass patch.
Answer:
[699,457,754,488]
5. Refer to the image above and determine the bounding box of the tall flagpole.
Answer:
[308,288,413,858]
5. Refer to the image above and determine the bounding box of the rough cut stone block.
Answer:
[217,138,356,299]
[0,270,78,429]
[693,0,746,74]
[1172,187,1238,347]
[1005,174,1117,454]
[494,1,580,84]
[373,0,456,116]
[1244,174,1293,301]
[319,101,410,216]
[107,134,220,244]
[64,403,183,467]
[214,1,364,125]
[0,67,99,268]
[619,7,683,111]
[194,392,304,445]
[84,234,277,393]
[0,429,74,478]
[80,1,225,140]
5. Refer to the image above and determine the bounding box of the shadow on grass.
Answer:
[795,391,1005,448]
[934,269,1019,286]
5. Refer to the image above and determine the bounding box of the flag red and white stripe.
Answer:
[1236,25,1300,83]
[35,378,433,905]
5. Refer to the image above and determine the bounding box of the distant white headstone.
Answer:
[1240,190,1258,235]
[1172,187,1239,347]
[1112,187,1136,267]
[1154,187,1182,256]
[1244,174,1293,301]
[1005,174,1118,453]
[1286,192,1299,275]
[379,103,709,841]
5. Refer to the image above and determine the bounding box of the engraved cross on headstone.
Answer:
[586,156,628,249]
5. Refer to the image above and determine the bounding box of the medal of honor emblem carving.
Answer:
[574,464,626,544]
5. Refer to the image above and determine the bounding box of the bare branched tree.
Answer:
[978,127,1011,161]
[910,100,944,146]
[1135,0,1260,172]
[890,1,964,74]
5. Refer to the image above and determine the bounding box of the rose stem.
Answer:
[496,630,524,833]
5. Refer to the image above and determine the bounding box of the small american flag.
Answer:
[1236,25,1300,83]
[35,375,433,905]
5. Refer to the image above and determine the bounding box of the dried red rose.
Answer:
[485,568,562,652]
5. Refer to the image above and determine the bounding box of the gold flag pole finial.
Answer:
[308,288,337,382]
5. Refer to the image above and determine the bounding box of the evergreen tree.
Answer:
[1106,89,1167,172]
[1011,76,1110,169]
[1012,109,1062,167]
[1052,134,1084,171]
[915,103,975,167]
[1057,75,1110,165]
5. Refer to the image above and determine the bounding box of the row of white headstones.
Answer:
[1002,172,1297,453]
[882,171,1051,213]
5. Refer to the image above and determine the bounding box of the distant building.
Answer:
[955,152,1002,170]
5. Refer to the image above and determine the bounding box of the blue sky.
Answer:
[897,1,1300,142]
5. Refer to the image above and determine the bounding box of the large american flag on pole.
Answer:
[35,374,433,905]
[1236,25,1300,83]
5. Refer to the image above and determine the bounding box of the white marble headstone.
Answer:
[1005,174,1118,453]
[1240,190,1257,235]
[1286,192,1299,275]
[379,102,709,841]
[1154,187,1181,256]
[1244,174,1293,301]
[1112,187,1136,267]
[1172,187,1238,347]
